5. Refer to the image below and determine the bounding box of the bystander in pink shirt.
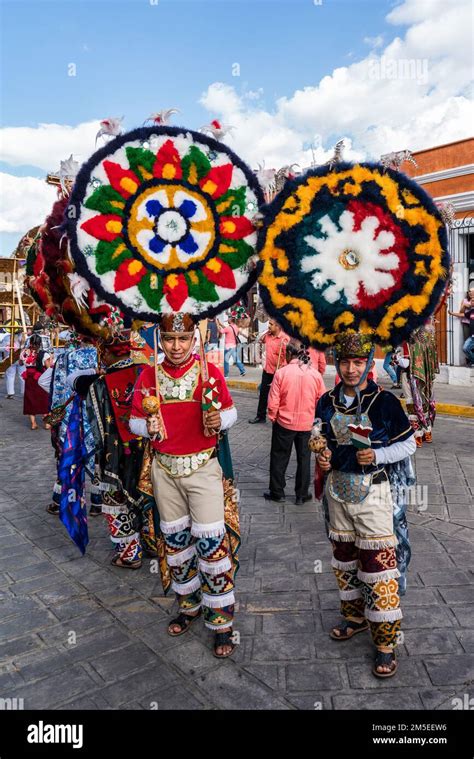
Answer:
[220,325,238,348]
[262,331,290,374]
[267,358,326,431]
[308,347,326,375]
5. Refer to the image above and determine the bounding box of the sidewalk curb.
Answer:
[228,380,474,418]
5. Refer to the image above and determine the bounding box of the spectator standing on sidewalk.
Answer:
[217,316,246,378]
[248,319,289,424]
[450,292,474,366]
[308,347,327,375]
[265,341,326,504]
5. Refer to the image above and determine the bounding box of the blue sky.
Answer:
[1,0,472,255]
[1,0,390,133]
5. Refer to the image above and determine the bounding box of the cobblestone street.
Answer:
[0,384,473,711]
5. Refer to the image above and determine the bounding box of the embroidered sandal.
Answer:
[110,555,142,570]
[167,610,202,637]
[329,619,369,641]
[213,630,236,659]
[373,649,398,678]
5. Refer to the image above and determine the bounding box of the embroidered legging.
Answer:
[331,539,402,648]
[163,521,235,630]
[102,491,142,564]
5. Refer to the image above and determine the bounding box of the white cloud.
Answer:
[364,35,384,48]
[0,121,100,172]
[0,173,57,234]
[199,0,473,167]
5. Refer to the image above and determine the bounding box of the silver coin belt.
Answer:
[157,364,200,402]
[155,448,215,478]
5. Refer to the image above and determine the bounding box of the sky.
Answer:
[0,0,472,255]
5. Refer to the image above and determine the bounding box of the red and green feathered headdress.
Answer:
[66,126,264,323]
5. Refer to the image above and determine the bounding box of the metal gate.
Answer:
[445,216,474,365]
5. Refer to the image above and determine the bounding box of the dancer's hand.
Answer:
[317,448,332,472]
[204,409,221,433]
[356,448,375,465]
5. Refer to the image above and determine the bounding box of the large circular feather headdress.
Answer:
[66,126,264,322]
[257,162,449,349]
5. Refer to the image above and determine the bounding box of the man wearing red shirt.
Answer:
[266,342,326,504]
[249,319,290,424]
[130,313,237,658]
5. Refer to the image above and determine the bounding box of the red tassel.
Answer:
[114,259,146,291]
[202,258,236,289]
[219,215,254,239]
[163,273,188,310]
[199,164,233,199]
[103,161,141,199]
[153,140,182,180]
[81,214,123,242]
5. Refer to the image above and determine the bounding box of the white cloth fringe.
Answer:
[171,574,201,596]
[355,536,397,550]
[329,529,356,542]
[199,556,232,576]
[339,589,363,601]
[191,520,226,539]
[101,504,123,515]
[109,531,139,545]
[204,620,234,631]
[357,568,400,584]
[166,544,197,567]
[202,590,235,609]
[160,515,191,535]
[331,558,359,571]
[365,607,403,623]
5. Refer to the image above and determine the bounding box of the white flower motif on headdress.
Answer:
[302,210,398,306]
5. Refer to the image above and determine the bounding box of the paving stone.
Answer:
[402,629,463,655]
[419,569,472,586]
[313,630,373,660]
[8,666,97,709]
[90,642,156,683]
[401,606,456,630]
[347,658,430,689]
[0,635,42,661]
[139,682,209,710]
[0,610,57,642]
[452,608,474,627]
[252,634,313,662]
[261,612,319,635]
[157,637,219,676]
[64,626,132,663]
[286,662,343,691]
[195,665,289,709]
[0,596,44,618]
[245,592,312,613]
[111,600,164,629]
[13,648,73,683]
[424,655,474,686]
[420,686,474,710]
[39,610,117,645]
[440,585,474,605]
[332,690,424,710]
[99,664,177,708]
[260,576,310,593]
[455,630,474,653]
[49,597,103,621]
